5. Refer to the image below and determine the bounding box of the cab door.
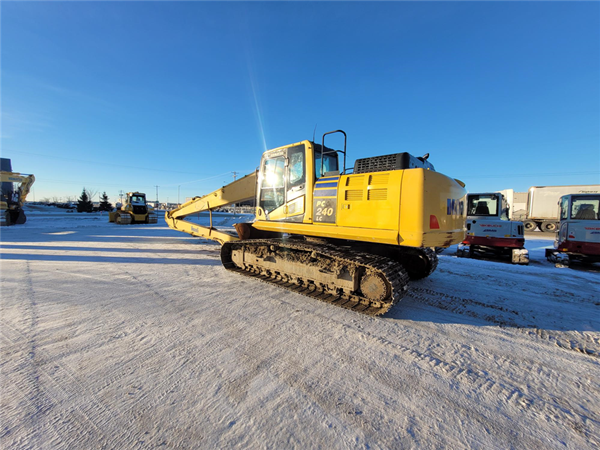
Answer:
[257,144,306,222]
[284,144,307,222]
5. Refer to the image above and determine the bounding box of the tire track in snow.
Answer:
[1,258,199,449]
[0,261,129,449]
[70,265,247,447]
[22,245,217,391]
[1,319,113,449]
[248,294,600,447]
[408,286,600,358]
[516,328,600,358]
[302,311,600,447]
[124,242,600,446]
[93,263,375,447]
[2,257,214,449]
[343,323,599,440]
[206,305,537,449]
[409,286,525,327]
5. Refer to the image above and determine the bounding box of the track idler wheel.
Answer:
[360,272,390,302]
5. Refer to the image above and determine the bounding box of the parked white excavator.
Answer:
[457,192,529,264]
[0,170,35,226]
[165,130,467,315]
[545,193,600,266]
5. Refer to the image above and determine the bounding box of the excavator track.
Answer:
[221,239,410,316]
[402,247,438,280]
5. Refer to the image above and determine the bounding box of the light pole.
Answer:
[155,185,159,208]
[178,185,180,206]
[232,172,239,213]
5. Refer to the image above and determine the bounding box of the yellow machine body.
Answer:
[109,192,158,224]
[252,140,465,247]
[166,139,466,248]
[165,173,258,243]
[165,133,467,315]
[0,171,36,226]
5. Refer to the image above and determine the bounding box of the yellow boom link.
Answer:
[0,172,36,203]
[165,171,257,244]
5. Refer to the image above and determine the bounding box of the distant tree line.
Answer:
[77,188,113,213]
[35,189,114,212]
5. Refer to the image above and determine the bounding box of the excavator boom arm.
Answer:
[165,171,257,244]
[0,172,36,204]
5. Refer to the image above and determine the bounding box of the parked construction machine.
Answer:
[524,185,600,232]
[545,193,600,266]
[165,131,467,315]
[109,192,158,224]
[1,162,35,226]
[457,193,529,264]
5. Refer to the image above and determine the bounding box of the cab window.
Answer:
[287,145,305,188]
[259,156,286,213]
[315,153,339,179]
[571,196,600,220]
[467,194,498,216]
[560,197,569,220]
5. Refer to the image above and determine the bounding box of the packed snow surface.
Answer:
[1,205,599,449]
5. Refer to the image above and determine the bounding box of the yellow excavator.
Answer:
[166,131,467,315]
[1,171,35,226]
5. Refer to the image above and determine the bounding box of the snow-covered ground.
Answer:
[1,205,598,449]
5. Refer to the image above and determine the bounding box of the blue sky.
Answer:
[2,1,598,204]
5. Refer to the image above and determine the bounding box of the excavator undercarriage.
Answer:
[222,238,411,315]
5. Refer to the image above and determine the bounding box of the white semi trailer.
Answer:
[523,185,600,232]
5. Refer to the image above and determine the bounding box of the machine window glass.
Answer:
[571,196,600,220]
[315,152,339,179]
[467,194,498,216]
[288,146,305,187]
[560,197,569,220]
[500,197,510,220]
[260,156,286,213]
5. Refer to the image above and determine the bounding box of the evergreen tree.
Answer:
[77,188,94,213]
[99,192,113,211]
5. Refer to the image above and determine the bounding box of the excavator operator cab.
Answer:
[257,133,343,223]
[560,195,600,221]
[129,194,146,205]
[547,194,600,265]
[258,144,306,216]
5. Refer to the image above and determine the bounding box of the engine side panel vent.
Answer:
[368,188,388,201]
[345,190,364,201]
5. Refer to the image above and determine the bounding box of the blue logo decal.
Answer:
[447,199,464,216]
